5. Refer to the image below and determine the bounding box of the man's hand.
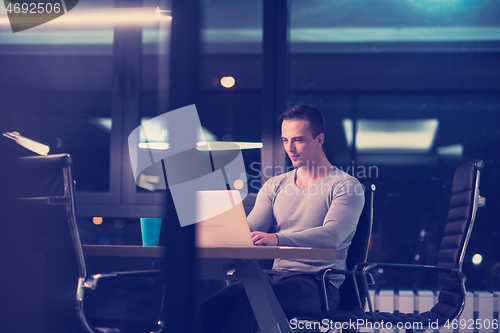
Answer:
[251,231,278,246]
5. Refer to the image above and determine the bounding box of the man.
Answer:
[195,104,364,333]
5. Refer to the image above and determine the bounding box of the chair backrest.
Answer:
[431,160,484,321]
[4,154,87,332]
[337,183,375,311]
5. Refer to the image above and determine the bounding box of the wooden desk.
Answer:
[84,244,163,258]
[82,245,345,333]
[83,244,345,260]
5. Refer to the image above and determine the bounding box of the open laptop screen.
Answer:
[195,190,254,247]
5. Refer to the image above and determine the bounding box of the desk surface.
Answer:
[82,244,345,260]
[82,244,344,333]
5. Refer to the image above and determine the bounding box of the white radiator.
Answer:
[353,290,500,333]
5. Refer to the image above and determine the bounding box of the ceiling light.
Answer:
[220,76,235,88]
[196,141,263,151]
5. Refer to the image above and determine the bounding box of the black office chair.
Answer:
[316,160,485,333]
[317,183,375,313]
[292,183,375,333]
[6,154,164,333]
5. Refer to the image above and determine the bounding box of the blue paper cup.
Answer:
[140,218,162,246]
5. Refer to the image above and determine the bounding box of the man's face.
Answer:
[281,119,323,168]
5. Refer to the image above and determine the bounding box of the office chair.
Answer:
[7,154,164,333]
[292,183,375,333]
[316,160,485,333]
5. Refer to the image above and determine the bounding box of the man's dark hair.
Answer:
[278,104,326,138]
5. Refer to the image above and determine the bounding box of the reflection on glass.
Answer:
[3,131,50,155]
[342,119,439,152]
[437,144,463,157]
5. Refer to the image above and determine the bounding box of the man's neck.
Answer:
[296,163,334,180]
[295,152,334,184]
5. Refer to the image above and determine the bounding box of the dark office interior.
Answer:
[1,0,499,332]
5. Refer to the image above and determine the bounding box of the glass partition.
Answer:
[198,0,263,197]
[0,1,117,194]
[1,0,171,207]
[289,0,500,290]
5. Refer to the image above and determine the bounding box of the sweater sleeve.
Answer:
[246,181,276,233]
[274,177,365,249]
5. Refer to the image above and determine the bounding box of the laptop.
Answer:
[195,190,255,247]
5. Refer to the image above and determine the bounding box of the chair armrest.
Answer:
[315,268,375,312]
[356,262,464,274]
[78,269,165,333]
[352,262,466,322]
[320,268,376,285]
[83,269,162,290]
